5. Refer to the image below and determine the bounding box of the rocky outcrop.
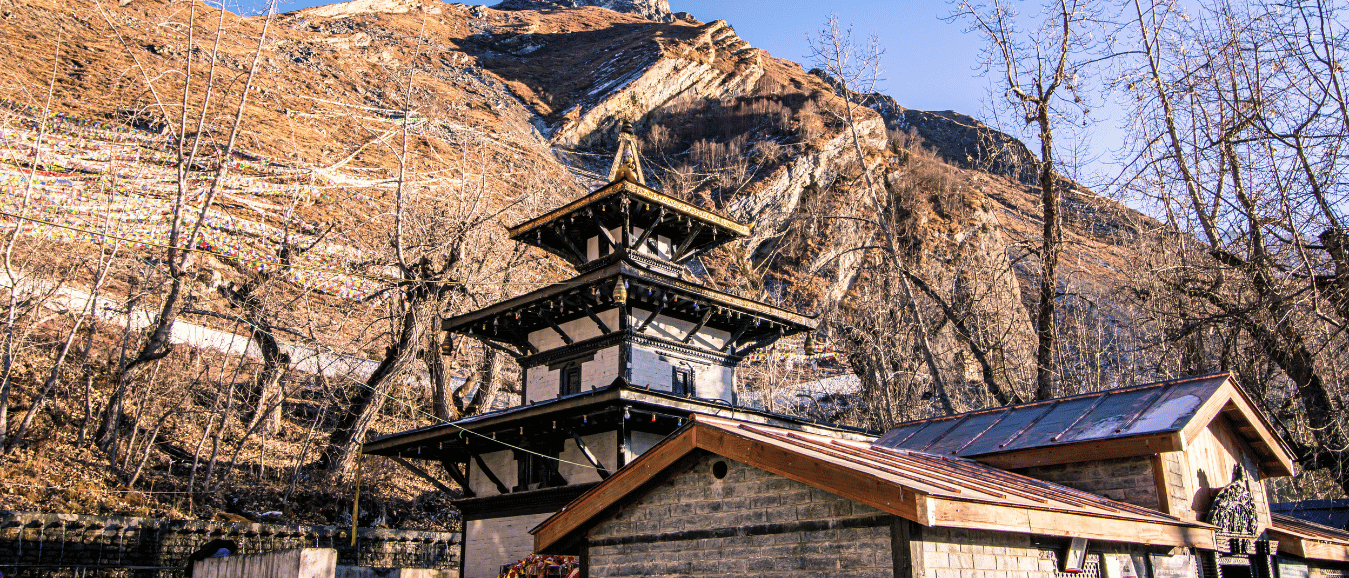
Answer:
[550,20,763,147]
[809,69,1038,185]
[495,0,672,22]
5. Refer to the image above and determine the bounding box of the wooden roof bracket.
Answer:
[630,207,665,251]
[539,311,574,345]
[391,456,460,496]
[592,212,619,251]
[722,320,754,353]
[576,298,612,334]
[569,429,611,479]
[550,222,588,265]
[671,222,706,262]
[682,306,714,344]
[636,291,665,332]
[471,452,510,494]
[438,459,476,498]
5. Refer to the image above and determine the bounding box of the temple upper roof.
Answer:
[507,179,748,272]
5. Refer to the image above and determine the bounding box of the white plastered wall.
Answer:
[523,345,622,403]
[584,227,673,261]
[628,306,731,350]
[557,430,617,483]
[467,449,515,496]
[463,513,552,578]
[526,308,619,352]
[627,344,734,403]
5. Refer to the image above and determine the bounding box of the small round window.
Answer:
[712,460,728,480]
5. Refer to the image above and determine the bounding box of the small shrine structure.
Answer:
[362,126,870,578]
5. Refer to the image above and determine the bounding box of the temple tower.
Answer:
[362,128,866,578]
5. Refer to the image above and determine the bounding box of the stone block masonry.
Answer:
[1016,456,1160,510]
[0,510,458,577]
[911,526,1059,578]
[585,452,894,578]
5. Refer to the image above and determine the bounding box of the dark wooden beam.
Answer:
[593,215,619,252]
[577,299,612,334]
[476,337,527,359]
[550,223,589,265]
[637,296,665,332]
[391,456,459,496]
[538,311,574,345]
[471,452,510,494]
[629,208,665,251]
[734,326,784,356]
[671,222,706,261]
[721,320,754,353]
[568,429,611,479]
[439,459,476,498]
[682,306,714,344]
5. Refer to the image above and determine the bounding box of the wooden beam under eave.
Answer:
[927,498,1216,549]
[973,431,1185,470]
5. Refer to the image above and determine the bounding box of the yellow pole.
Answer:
[351,448,362,548]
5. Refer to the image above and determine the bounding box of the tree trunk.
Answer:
[1033,108,1061,400]
[322,288,431,475]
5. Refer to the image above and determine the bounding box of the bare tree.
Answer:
[954,0,1099,399]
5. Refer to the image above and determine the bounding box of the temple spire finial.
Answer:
[607,120,645,186]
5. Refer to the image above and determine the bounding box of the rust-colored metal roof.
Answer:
[873,374,1295,476]
[1269,513,1349,562]
[532,415,1216,554]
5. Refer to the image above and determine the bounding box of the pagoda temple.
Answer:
[362,126,872,578]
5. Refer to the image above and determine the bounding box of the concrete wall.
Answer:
[1016,456,1160,510]
[194,548,335,578]
[524,345,621,404]
[0,510,457,576]
[464,514,552,578]
[585,453,894,578]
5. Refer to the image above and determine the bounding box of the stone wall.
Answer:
[0,510,458,577]
[1016,456,1160,510]
[585,452,894,578]
[911,526,1058,578]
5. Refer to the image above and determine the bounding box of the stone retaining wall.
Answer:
[0,510,458,577]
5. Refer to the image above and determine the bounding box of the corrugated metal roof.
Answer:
[875,374,1231,457]
[1273,500,1349,531]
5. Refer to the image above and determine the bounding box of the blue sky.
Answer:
[669,0,988,116]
